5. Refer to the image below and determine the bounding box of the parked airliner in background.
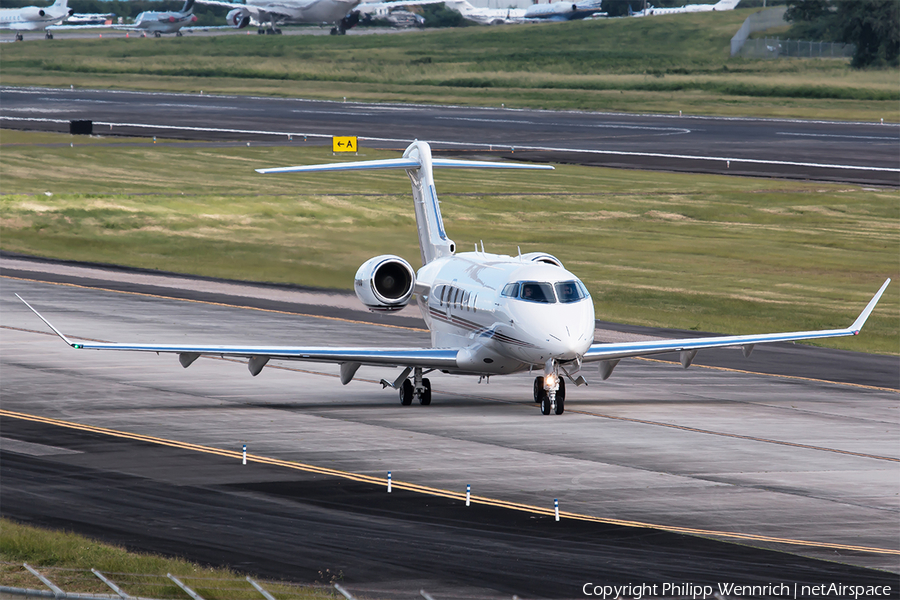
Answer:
[19,140,890,416]
[629,0,739,16]
[524,0,603,22]
[115,0,197,36]
[441,0,525,25]
[198,0,362,34]
[0,0,72,40]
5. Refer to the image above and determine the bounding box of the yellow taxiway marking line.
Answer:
[2,408,898,556]
[5,275,896,393]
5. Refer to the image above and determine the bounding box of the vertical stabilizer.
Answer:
[403,141,455,265]
[181,0,195,13]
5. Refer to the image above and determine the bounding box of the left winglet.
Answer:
[849,278,891,334]
[15,295,80,348]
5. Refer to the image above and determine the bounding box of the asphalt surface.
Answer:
[1,263,898,598]
[2,87,898,185]
[3,418,898,600]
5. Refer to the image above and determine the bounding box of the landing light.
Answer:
[545,373,557,388]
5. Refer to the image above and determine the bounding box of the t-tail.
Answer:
[181,0,195,14]
[256,140,553,266]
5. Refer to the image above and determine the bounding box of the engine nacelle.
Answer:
[20,7,46,18]
[227,7,252,28]
[520,252,564,269]
[354,255,416,312]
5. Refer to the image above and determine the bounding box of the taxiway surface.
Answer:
[1,265,898,598]
[2,87,898,185]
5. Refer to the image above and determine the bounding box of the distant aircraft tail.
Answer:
[51,0,68,9]
[256,140,553,266]
[181,0,195,13]
[713,0,740,9]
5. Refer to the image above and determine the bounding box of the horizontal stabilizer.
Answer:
[257,157,554,174]
[257,158,420,174]
[431,159,554,170]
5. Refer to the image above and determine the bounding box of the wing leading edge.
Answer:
[584,279,891,370]
[15,294,458,377]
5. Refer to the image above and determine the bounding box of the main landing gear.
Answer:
[533,374,565,415]
[397,367,432,406]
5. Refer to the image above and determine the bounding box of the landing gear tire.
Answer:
[154,31,161,37]
[15,33,23,41]
[554,396,565,415]
[399,379,414,406]
[45,32,53,39]
[533,376,543,403]
[540,396,552,415]
[418,378,432,405]
[176,31,183,36]
[330,26,338,35]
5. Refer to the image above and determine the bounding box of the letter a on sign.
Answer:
[333,136,358,152]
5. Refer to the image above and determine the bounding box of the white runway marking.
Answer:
[777,131,899,141]
[3,116,898,173]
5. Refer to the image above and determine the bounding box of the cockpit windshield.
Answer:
[555,280,590,303]
[519,282,556,303]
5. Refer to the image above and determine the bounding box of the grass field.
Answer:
[0,519,331,599]
[2,8,898,121]
[1,129,897,354]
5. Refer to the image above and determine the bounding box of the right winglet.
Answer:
[849,278,891,334]
[15,294,79,348]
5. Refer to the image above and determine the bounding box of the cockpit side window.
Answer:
[501,282,519,298]
[519,282,556,303]
[555,280,588,303]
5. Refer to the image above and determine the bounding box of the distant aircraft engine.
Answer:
[227,7,252,28]
[20,7,46,18]
[520,252,564,269]
[355,255,416,312]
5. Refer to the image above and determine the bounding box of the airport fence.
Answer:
[738,37,856,59]
[0,564,330,600]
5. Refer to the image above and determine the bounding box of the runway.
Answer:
[2,87,898,185]
[1,263,898,597]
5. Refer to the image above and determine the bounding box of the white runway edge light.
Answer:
[466,484,471,507]
[554,498,559,522]
[387,471,392,493]
[242,444,246,465]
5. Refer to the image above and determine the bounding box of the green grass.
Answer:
[2,129,897,355]
[0,519,334,598]
[2,8,898,121]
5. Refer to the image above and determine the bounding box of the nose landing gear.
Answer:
[535,365,566,415]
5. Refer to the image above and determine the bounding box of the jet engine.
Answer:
[354,255,416,312]
[20,7,46,18]
[227,7,252,28]
[520,252,564,269]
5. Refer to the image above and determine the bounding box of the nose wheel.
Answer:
[536,374,566,415]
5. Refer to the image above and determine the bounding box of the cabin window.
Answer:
[501,282,519,298]
[519,282,556,303]
[555,280,589,303]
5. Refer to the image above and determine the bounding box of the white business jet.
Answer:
[0,0,72,40]
[18,140,890,416]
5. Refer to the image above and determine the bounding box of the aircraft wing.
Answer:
[583,279,891,368]
[16,295,459,376]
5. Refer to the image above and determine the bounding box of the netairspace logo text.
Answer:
[582,582,895,599]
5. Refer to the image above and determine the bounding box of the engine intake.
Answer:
[354,255,416,312]
[520,252,564,269]
[227,7,251,28]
